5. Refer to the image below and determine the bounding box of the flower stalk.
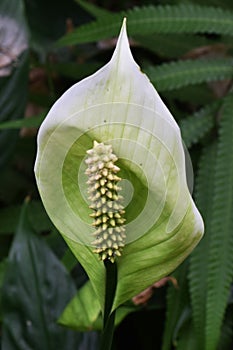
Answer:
[100,259,117,350]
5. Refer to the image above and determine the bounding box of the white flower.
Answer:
[35,19,204,311]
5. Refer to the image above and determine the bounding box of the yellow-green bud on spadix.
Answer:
[85,141,126,263]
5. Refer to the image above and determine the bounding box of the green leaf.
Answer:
[59,279,136,331]
[205,94,233,350]
[176,318,198,350]
[0,260,7,321]
[57,4,233,46]
[218,304,233,350]
[145,58,233,92]
[58,280,101,331]
[1,200,81,349]
[135,33,210,58]
[0,0,29,168]
[51,62,102,81]
[0,112,45,130]
[165,84,214,105]
[23,0,82,52]
[0,200,53,234]
[61,249,78,272]
[188,142,217,348]
[162,261,189,350]
[180,103,217,148]
[77,0,110,18]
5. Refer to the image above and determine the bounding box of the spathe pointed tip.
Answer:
[118,17,128,45]
[111,17,135,68]
[122,17,127,30]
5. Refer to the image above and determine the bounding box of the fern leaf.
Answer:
[176,319,198,350]
[135,33,210,58]
[188,142,217,348]
[145,59,233,91]
[57,5,233,46]
[205,94,233,350]
[77,0,110,18]
[161,261,189,350]
[180,103,218,148]
[218,305,233,350]
[166,84,214,105]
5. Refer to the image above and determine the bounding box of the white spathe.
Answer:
[35,19,204,311]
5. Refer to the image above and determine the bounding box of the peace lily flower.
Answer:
[34,19,204,312]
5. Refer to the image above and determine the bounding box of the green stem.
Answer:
[100,260,117,350]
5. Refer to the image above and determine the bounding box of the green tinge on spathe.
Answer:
[34,19,204,312]
[85,141,126,263]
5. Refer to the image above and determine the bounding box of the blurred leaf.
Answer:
[76,331,100,350]
[62,249,79,272]
[114,305,136,329]
[1,200,81,349]
[77,0,110,18]
[162,261,189,350]
[0,235,12,261]
[0,200,53,234]
[218,304,233,350]
[51,62,102,81]
[59,280,101,331]
[59,279,136,331]
[0,0,29,168]
[0,112,45,130]
[0,260,7,321]
[188,0,233,9]
[165,84,214,105]
[136,34,210,58]
[28,201,54,232]
[175,317,198,350]
[23,0,88,53]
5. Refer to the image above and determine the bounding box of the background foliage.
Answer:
[0,0,233,349]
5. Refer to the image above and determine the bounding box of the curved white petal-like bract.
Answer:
[35,19,204,311]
